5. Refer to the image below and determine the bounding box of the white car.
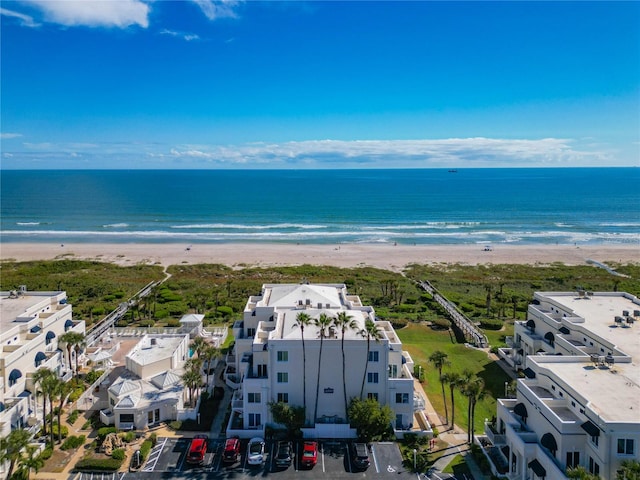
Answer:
[247,437,265,466]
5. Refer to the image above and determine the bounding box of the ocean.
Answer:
[1,168,639,246]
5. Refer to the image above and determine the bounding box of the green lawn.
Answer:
[397,323,509,435]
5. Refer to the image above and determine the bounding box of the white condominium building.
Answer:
[227,283,415,439]
[488,291,639,480]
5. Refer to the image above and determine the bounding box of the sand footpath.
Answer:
[1,242,637,271]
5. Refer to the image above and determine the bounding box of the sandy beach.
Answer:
[1,242,637,271]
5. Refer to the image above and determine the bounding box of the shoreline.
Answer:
[1,242,638,272]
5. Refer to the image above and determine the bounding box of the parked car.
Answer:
[275,441,294,468]
[351,442,370,470]
[247,437,265,466]
[222,437,240,463]
[186,434,208,465]
[300,441,318,468]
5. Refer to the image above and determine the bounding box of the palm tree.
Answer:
[0,428,31,479]
[21,444,45,480]
[616,459,640,480]
[359,318,383,400]
[201,344,220,392]
[461,375,485,443]
[45,376,62,446]
[190,336,208,359]
[313,313,333,423]
[333,311,358,418]
[59,331,85,377]
[181,367,202,407]
[73,336,86,375]
[428,351,450,424]
[32,368,54,436]
[293,312,312,416]
[442,371,462,429]
[55,381,72,443]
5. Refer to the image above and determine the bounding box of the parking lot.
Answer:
[123,437,421,479]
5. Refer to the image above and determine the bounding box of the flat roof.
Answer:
[127,334,186,366]
[545,293,640,357]
[532,358,640,423]
[0,292,61,335]
[278,309,371,341]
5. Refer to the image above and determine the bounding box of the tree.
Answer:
[55,380,72,443]
[32,368,54,437]
[442,371,462,429]
[333,311,358,419]
[617,460,640,480]
[293,312,312,417]
[0,428,30,479]
[268,402,305,438]
[567,466,601,480]
[181,366,202,407]
[462,375,485,443]
[313,313,333,423]
[359,319,383,399]
[190,336,207,359]
[20,445,44,480]
[59,331,85,377]
[201,344,220,392]
[428,351,450,424]
[45,376,62,446]
[348,398,394,443]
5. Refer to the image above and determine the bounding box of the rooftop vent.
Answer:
[150,338,157,346]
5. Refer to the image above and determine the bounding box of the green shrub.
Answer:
[67,409,80,425]
[61,435,86,450]
[154,309,169,319]
[165,318,180,327]
[431,318,451,329]
[149,433,157,446]
[139,319,155,327]
[75,458,123,471]
[40,447,53,460]
[216,306,233,317]
[85,370,105,384]
[51,424,69,439]
[390,318,408,329]
[139,440,152,461]
[91,306,105,316]
[168,420,182,430]
[111,448,125,460]
[121,431,136,443]
[97,426,117,440]
[479,318,503,330]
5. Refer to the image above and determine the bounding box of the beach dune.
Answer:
[1,243,637,271]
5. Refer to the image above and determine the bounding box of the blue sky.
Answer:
[1,1,638,169]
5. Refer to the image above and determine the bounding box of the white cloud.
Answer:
[24,0,149,28]
[0,132,24,139]
[0,7,40,27]
[191,0,241,21]
[160,29,200,41]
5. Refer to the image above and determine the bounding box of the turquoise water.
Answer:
[1,168,639,245]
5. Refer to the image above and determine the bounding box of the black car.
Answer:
[351,443,370,470]
[275,441,294,467]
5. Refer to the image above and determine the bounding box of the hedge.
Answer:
[61,435,86,450]
[140,440,152,461]
[97,427,117,440]
[74,458,123,471]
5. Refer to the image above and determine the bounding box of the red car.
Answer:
[222,437,240,463]
[186,435,208,465]
[301,441,318,468]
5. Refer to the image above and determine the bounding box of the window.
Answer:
[368,351,379,362]
[618,439,634,455]
[277,372,288,383]
[119,414,134,423]
[566,452,579,469]
[257,364,267,377]
[389,364,398,378]
[591,435,599,447]
[367,393,378,401]
[277,393,288,403]
[248,393,261,403]
[247,328,256,337]
[395,393,409,404]
[277,351,288,362]
[367,372,379,384]
[248,413,261,427]
[589,457,600,476]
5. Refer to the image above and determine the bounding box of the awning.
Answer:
[18,390,31,398]
[523,367,536,379]
[46,331,56,340]
[581,420,600,437]
[514,402,528,418]
[526,319,536,330]
[528,459,546,477]
[64,319,74,330]
[9,369,22,381]
[30,325,42,333]
[559,326,570,335]
[35,351,47,363]
[541,433,557,452]
[544,332,554,342]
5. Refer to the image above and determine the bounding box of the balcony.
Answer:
[100,409,115,426]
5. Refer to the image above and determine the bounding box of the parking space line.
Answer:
[370,443,380,473]
[142,437,168,472]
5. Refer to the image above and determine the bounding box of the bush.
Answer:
[67,409,80,425]
[75,458,123,471]
[154,309,169,319]
[61,435,86,450]
[390,318,408,329]
[216,306,233,317]
[86,370,105,384]
[139,319,155,327]
[479,318,503,330]
[97,427,117,440]
[140,440,152,461]
[40,447,53,460]
[51,424,69,439]
[149,433,157,446]
[165,318,180,327]
[168,420,182,430]
[431,318,451,329]
[121,431,135,443]
[111,448,125,460]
